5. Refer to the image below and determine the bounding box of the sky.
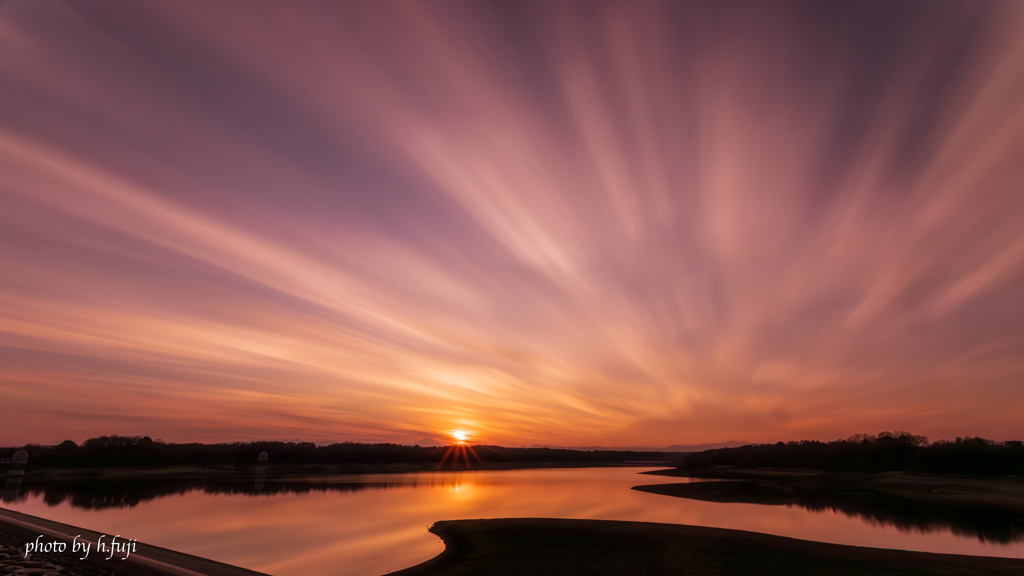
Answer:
[1,0,1023,447]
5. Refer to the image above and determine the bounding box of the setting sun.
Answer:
[452,430,468,442]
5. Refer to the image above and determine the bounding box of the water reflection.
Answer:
[11,473,1024,544]
[1,474,467,509]
[3,468,1024,576]
[1,473,24,503]
[633,480,1024,544]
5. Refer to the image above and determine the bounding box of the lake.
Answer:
[3,467,1024,576]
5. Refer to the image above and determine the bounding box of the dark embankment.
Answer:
[0,507,269,576]
[392,518,1024,576]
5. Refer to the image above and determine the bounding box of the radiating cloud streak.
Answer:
[1,0,1022,445]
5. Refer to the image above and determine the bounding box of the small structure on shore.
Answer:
[257,451,269,463]
[7,450,28,478]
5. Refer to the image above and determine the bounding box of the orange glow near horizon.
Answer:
[1,1,1023,447]
[437,444,481,470]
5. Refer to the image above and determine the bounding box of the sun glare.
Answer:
[452,430,468,442]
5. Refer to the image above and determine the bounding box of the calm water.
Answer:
[3,467,1024,576]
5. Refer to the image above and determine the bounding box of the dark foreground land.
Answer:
[5,508,1024,576]
[395,518,1024,576]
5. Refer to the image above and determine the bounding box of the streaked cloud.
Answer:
[1,0,1022,445]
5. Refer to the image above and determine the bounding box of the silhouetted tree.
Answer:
[678,431,1024,476]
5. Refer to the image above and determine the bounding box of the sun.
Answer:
[452,430,468,443]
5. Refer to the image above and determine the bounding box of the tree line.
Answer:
[0,436,675,468]
[679,431,1024,476]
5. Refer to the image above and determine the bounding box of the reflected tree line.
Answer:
[1,475,424,509]
[634,479,1024,544]
[637,431,1024,546]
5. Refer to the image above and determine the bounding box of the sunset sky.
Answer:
[2,0,1023,447]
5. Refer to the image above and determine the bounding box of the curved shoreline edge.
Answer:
[387,522,465,576]
[386,518,1024,576]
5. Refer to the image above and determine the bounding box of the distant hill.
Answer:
[525,441,748,452]
[410,436,446,447]
[659,441,749,452]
